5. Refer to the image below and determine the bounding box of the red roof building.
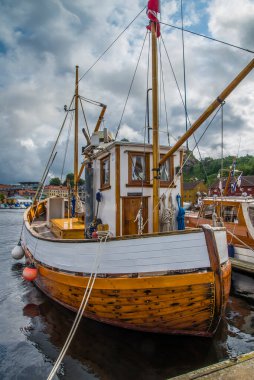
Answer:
[209,176,254,197]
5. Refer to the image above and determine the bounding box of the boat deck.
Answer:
[31,218,86,240]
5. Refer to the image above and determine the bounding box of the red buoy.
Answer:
[22,264,38,282]
[92,231,98,239]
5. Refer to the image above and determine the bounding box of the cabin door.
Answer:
[122,197,148,235]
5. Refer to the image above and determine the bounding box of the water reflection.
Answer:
[3,211,254,380]
[19,281,254,380]
[231,271,254,302]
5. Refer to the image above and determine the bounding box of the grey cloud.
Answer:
[0,0,254,183]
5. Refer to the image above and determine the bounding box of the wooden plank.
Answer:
[38,265,215,289]
[122,197,148,235]
[124,305,212,325]
[35,267,215,325]
[88,288,214,306]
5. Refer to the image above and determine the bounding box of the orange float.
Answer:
[23,264,38,282]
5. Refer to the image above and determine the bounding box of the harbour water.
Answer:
[1,210,254,379]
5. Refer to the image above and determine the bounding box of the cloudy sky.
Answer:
[0,0,254,184]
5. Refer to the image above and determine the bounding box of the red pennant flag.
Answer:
[146,0,160,37]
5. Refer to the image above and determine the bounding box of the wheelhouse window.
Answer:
[160,155,174,186]
[100,155,110,190]
[128,152,150,185]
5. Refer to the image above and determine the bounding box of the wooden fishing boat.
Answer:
[21,1,254,336]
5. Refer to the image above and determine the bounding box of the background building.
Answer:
[44,185,69,198]
[210,176,254,197]
[183,180,207,205]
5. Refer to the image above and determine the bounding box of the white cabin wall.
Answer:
[92,144,184,236]
[93,152,116,235]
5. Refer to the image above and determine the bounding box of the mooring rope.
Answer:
[227,230,254,254]
[46,232,111,380]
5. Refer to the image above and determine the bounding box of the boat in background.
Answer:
[186,161,254,272]
[19,1,254,337]
[0,200,32,209]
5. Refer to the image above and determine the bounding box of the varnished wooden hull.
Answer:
[23,204,231,336]
[25,250,231,337]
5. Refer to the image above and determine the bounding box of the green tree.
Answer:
[0,193,5,203]
[49,177,61,186]
[63,173,74,187]
[63,173,85,187]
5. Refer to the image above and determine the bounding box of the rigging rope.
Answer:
[158,39,170,145]
[227,229,254,253]
[159,21,254,54]
[79,7,146,83]
[141,105,223,231]
[115,30,148,140]
[161,35,209,183]
[47,232,111,380]
[78,96,104,107]
[141,31,151,199]
[180,0,188,150]
[33,96,75,203]
[61,112,74,183]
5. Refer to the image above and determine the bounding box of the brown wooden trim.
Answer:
[128,151,150,186]
[201,225,224,334]
[115,145,121,236]
[121,196,150,199]
[100,154,110,190]
[99,185,111,192]
[126,183,152,188]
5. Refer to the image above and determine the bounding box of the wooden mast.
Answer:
[74,65,79,197]
[151,21,159,233]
